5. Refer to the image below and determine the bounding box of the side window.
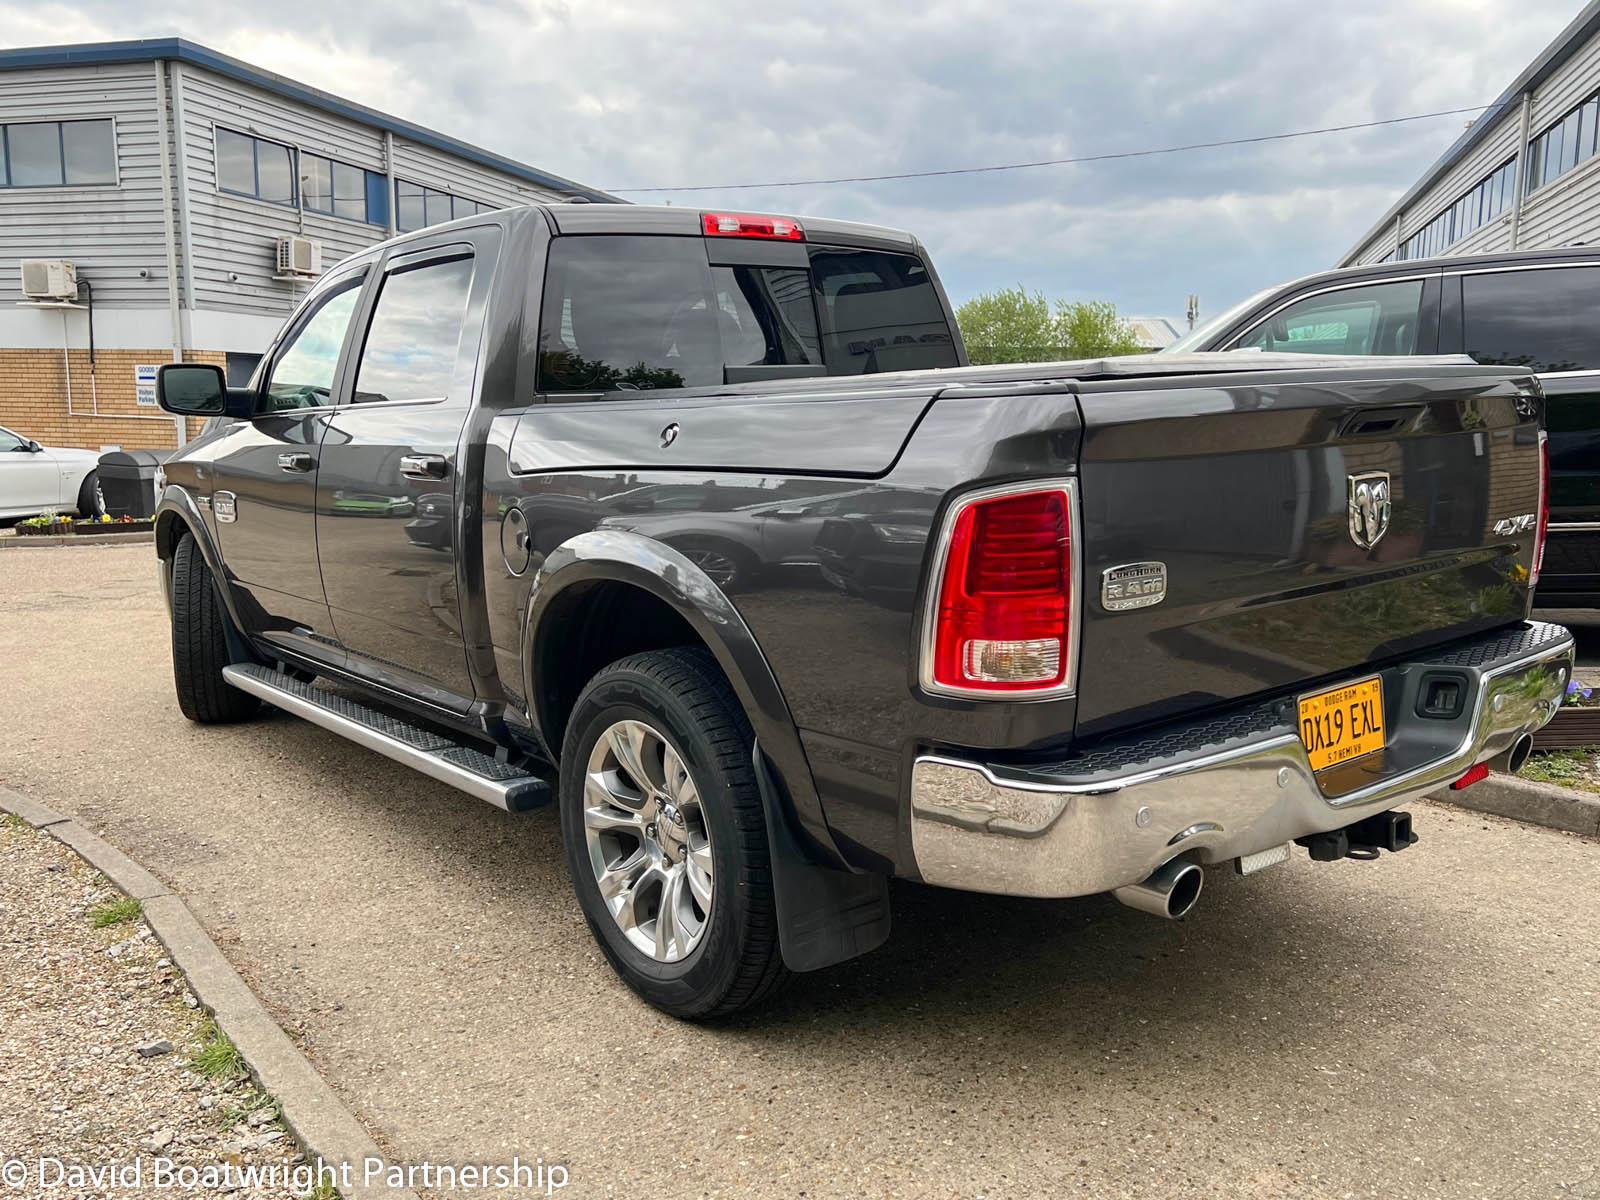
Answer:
[261,283,362,413]
[809,248,959,375]
[352,255,476,404]
[0,428,25,452]
[1235,280,1424,356]
[1463,267,1600,373]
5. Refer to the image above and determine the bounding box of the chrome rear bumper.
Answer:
[910,622,1574,899]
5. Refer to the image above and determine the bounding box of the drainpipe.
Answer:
[383,130,397,237]
[169,62,199,447]
[1509,91,1533,251]
[154,60,186,447]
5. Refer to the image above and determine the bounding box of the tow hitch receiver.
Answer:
[1297,810,1417,862]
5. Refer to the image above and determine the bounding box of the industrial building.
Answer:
[0,38,611,449]
[1342,0,1600,266]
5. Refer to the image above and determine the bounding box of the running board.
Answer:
[222,664,551,812]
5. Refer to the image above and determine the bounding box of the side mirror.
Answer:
[157,363,254,419]
[27,439,43,453]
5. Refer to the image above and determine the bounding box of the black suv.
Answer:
[1168,246,1600,606]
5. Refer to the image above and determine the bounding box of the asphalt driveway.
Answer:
[3,544,1598,1198]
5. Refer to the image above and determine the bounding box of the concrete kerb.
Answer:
[0,532,155,549]
[1428,772,1600,838]
[0,786,417,1200]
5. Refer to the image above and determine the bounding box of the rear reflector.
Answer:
[1450,761,1490,791]
[1532,429,1550,585]
[701,212,804,240]
[925,484,1077,695]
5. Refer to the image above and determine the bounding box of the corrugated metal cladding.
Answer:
[1342,12,1600,267]
[0,44,601,324]
[0,62,168,307]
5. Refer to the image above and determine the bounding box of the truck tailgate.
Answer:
[1072,367,1543,738]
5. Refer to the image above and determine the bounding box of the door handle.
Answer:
[399,454,449,481]
[277,452,314,473]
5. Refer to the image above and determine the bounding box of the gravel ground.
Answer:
[2,546,1599,1199]
[0,816,308,1199]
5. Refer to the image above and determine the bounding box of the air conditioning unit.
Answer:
[20,259,78,300]
[275,236,322,278]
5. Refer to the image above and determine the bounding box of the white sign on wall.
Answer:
[134,363,159,407]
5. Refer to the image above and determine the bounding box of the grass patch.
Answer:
[1518,748,1600,792]
[305,1181,342,1200]
[87,896,142,928]
[0,812,25,831]
[215,1088,280,1131]
[188,1019,246,1079]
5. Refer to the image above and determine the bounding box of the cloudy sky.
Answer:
[3,0,1587,322]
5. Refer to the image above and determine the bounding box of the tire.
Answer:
[559,647,789,1019]
[76,470,106,519]
[170,532,259,724]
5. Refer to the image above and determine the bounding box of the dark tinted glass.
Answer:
[354,256,475,404]
[712,265,821,367]
[8,122,64,186]
[215,128,255,194]
[1463,268,1600,373]
[538,239,827,396]
[809,248,958,374]
[61,120,115,184]
[539,236,723,394]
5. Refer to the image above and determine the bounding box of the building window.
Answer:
[215,127,295,205]
[1527,92,1600,194]
[0,119,115,187]
[301,152,389,226]
[394,178,491,232]
[1397,158,1516,261]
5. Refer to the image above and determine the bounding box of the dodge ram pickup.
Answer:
[153,203,1574,1019]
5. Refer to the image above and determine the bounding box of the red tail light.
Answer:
[924,483,1078,696]
[1532,429,1550,585]
[701,212,804,240]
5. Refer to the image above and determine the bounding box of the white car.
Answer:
[0,424,105,519]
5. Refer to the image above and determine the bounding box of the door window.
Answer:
[261,284,362,413]
[352,255,476,404]
[1235,280,1424,356]
[0,427,26,452]
[1462,267,1600,373]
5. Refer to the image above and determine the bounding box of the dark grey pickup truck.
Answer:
[154,203,1573,1019]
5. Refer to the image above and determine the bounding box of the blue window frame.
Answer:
[0,119,116,187]
[215,126,295,205]
[395,178,491,232]
[301,150,388,226]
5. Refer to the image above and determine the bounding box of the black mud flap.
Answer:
[753,742,891,973]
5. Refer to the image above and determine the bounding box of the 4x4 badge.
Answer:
[1347,472,1390,550]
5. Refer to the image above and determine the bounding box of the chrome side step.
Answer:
[222,664,551,812]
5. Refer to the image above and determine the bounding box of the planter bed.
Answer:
[1531,704,1600,751]
[16,519,154,538]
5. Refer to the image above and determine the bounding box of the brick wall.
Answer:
[0,348,213,450]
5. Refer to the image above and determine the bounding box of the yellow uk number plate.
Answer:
[1298,676,1385,772]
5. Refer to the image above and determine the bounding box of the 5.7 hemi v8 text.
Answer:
[152,204,1572,1018]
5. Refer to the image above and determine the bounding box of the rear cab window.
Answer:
[536,234,958,397]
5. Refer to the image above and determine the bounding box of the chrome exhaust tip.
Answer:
[1489,732,1534,775]
[1113,859,1204,920]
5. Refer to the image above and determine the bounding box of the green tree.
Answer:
[955,287,1143,364]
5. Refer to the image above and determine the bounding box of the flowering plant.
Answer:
[1563,679,1597,708]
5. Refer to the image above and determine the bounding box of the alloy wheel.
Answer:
[582,718,714,963]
